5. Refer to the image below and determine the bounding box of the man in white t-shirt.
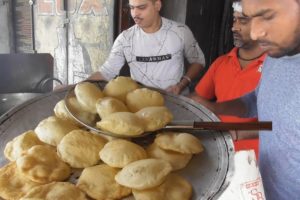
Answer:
[89,0,205,95]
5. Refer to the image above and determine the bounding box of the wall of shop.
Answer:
[161,0,187,23]
[0,1,12,53]
[0,0,115,85]
[1,0,232,87]
[35,0,115,85]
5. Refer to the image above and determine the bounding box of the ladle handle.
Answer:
[193,121,272,131]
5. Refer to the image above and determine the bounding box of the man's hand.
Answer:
[53,84,68,91]
[87,72,107,81]
[188,93,212,108]
[53,72,106,91]
[166,75,191,95]
[233,130,259,141]
[166,83,183,95]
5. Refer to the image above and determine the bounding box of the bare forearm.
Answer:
[185,63,204,81]
[188,93,214,110]
[237,130,259,139]
[87,72,107,81]
[189,93,248,118]
[214,98,248,117]
[176,63,204,92]
[230,130,259,141]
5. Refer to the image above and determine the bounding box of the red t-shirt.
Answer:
[195,47,265,122]
[195,47,266,157]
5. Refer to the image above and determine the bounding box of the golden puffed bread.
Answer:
[20,182,88,200]
[0,162,42,200]
[146,143,192,171]
[77,164,131,200]
[57,130,107,168]
[126,88,165,112]
[132,173,192,200]
[4,130,45,161]
[136,106,173,131]
[96,97,128,119]
[155,132,204,154]
[54,99,79,126]
[74,82,104,114]
[103,76,139,102]
[99,139,147,168]
[54,99,96,126]
[115,158,172,190]
[90,130,118,141]
[96,112,145,136]
[34,116,78,146]
[16,145,71,184]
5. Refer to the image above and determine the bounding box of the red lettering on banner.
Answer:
[67,0,77,15]
[37,0,55,15]
[79,0,104,15]
[56,0,64,15]
[37,0,106,16]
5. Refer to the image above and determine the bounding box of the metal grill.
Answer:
[13,0,33,53]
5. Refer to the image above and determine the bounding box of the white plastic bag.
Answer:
[218,150,265,200]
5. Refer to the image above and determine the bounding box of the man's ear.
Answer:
[154,0,162,12]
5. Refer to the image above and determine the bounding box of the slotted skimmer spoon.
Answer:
[64,83,272,138]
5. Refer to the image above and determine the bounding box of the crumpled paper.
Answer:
[218,150,265,200]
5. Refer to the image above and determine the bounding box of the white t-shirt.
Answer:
[100,17,205,89]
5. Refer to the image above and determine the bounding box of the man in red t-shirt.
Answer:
[189,0,266,158]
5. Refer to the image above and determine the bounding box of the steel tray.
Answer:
[0,87,234,200]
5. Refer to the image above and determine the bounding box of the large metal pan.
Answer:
[0,87,234,200]
[0,93,42,116]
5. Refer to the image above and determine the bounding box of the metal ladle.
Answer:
[64,83,272,139]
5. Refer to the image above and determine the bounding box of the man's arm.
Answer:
[233,130,259,140]
[96,33,127,81]
[189,92,248,118]
[188,50,260,141]
[166,24,206,95]
[54,71,107,90]
[189,92,258,140]
[166,63,204,94]
[179,62,204,91]
[86,71,108,81]
[185,63,205,81]
[87,34,126,82]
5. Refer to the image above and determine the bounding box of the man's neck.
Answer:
[238,44,265,69]
[142,16,162,33]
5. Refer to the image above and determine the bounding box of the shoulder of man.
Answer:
[208,50,234,70]
[115,24,139,42]
[161,17,190,32]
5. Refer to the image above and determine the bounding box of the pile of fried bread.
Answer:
[0,76,204,200]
